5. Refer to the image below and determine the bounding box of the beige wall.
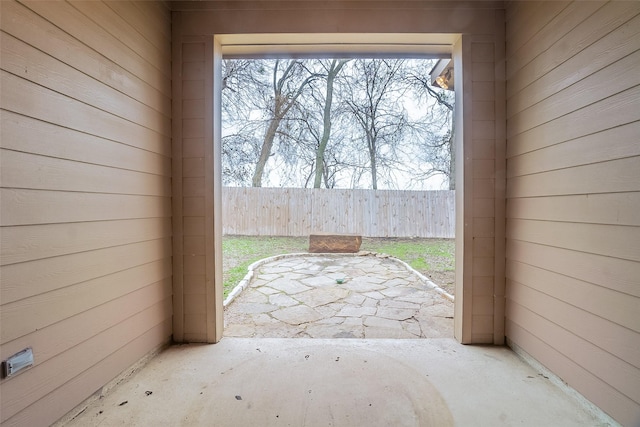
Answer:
[172,0,507,345]
[504,2,640,425]
[0,1,173,425]
[171,30,223,343]
[453,30,507,344]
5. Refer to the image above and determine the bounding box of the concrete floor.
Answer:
[63,338,610,427]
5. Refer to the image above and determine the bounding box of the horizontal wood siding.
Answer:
[0,1,172,425]
[221,187,455,238]
[505,2,640,425]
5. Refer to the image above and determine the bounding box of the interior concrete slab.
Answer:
[61,338,611,427]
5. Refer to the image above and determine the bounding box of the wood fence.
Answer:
[222,187,455,238]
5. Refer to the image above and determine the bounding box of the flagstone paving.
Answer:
[224,254,454,339]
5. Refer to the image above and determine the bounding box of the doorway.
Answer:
[213,35,461,340]
[171,31,506,345]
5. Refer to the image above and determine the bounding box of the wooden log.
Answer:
[308,233,362,253]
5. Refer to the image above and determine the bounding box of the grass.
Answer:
[361,238,455,273]
[222,235,455,297]
[222,236,308,297]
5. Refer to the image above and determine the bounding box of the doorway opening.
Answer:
[214,35,455,335]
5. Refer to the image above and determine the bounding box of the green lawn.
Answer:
[222,235,455,298]
[222,236,308,298]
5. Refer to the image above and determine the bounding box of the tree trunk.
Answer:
[368,134,378,190]
[314,60,346,188]
[252,118,279,187]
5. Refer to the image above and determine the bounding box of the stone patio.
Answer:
[224,254,454,338]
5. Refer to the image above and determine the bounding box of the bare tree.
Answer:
[345,59,409,190]
[220,58,454,191]
[251,60,319,187]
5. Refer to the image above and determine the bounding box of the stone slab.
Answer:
[376,307,416,321]
[336,305,377,318]
[296,287,350,307]
[363,316,403,329]
[300,275,340,287]
[231,303,278,314]
[269,293,300,307]
[268,278,312,294]
[271,305,324,325]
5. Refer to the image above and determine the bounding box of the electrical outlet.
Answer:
[2,348,34,378]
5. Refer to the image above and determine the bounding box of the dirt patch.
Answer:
[425,271,455,295]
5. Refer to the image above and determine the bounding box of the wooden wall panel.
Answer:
[1,112,171,176]
[6,320,172,427]
[1,218,171,266]
[1,239,171,304]
[20,0,170,94]
[508,12,640,118]
[506,2,601,76]
[507,156,640,198]
[508,283,640,373]
[172,31,223,344]
[506,320,640,426]
[504,1,568,56]
[68,0,171,78]
[106,1,171,52]
[177,6,499,37]
[506,260,640,337]
[2,297,172,422]
[508,218,640,262]
[505,2,640,425]
[133,0,172,43]
[507,121,640,178]
[507,239,640,298]
[1,150,171,196]
[507,1,640,99]
[1,71,170,156]
[507,85,640,158]
[1,190,172,226]
[1,281,172,365]
[0,32,170,135]
[507,192,640,227]
[0,1,172,425]
[508,49,640,138]
[0,0,170,116]
[1,262,171,343]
